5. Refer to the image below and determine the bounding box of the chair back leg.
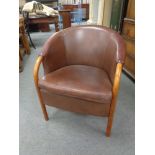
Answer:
[106,63,123,137]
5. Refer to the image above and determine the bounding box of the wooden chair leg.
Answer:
[105,63,123,137]
[33,56,49,121]
[20,26,30,54]
[105,99,117,137]
[106,116,113,137]
[37,88,49,121]
[21,34,30,55]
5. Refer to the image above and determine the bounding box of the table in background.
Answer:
[28,15,59,32]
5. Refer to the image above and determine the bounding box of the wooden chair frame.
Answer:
[33,55,123,137]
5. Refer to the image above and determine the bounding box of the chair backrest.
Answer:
[41,25,126,83]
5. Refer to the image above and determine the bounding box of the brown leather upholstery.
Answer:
[40,25,125,83]
[35,25,126,136]
[39,65,112,104]
[40,89,110,116]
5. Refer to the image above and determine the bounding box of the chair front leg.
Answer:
[33,56,49,121]
[106,63,123,137]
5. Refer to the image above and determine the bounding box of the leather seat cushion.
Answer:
[39,65,112,104]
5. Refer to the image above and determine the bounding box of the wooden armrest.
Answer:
[112,63,123,97]
[33,56,43,88]
[33,55,49,121]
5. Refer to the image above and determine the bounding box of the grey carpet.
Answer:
[19,29,135,155]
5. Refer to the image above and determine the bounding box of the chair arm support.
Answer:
[33,55,43,89]
[110,63,123,115]
[112,63,123,99]
[33,55,49,121]
[106,63,123,136]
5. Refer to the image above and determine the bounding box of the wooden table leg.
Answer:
[54,18,59,32]
[59,10,71,29]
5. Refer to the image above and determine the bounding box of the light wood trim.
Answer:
[124,18,135,23]
[33,56,49,121]
[106,63,123,137]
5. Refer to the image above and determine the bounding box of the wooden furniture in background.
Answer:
[28,15,59,32]
[19,16,30,72]
[28,11,71,31]
[59,9,71,28]
[19,16,30,54]
[62,4,89,20]
[19,47,24,72]
[121,0,135,79]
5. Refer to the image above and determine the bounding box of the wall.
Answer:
[97,0,113,27]
[87,0,99,24]
[102,0,112,27]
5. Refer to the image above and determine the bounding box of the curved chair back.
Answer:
[41,25,126,83]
